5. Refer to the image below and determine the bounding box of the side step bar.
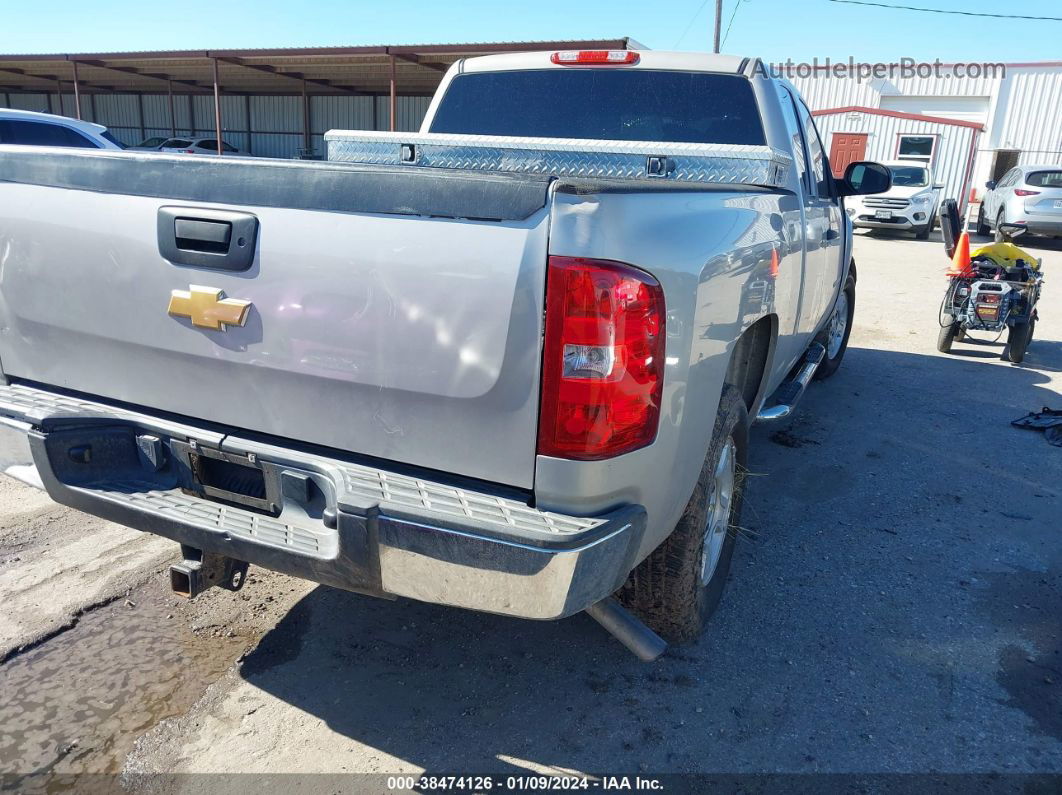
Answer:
[756,342,826,422]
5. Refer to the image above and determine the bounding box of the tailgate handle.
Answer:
[175,218,231,252]
[158,206,258,272]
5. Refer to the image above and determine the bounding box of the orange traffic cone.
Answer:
[769,247,780,279]
[947,231,972,278]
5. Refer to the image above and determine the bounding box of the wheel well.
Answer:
[725,315,776,412]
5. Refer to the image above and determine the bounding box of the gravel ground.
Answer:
[0,231,1059,786]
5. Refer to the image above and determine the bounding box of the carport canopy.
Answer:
[0,38,637,154]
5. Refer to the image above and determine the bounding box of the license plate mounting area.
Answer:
[172,440,280,515]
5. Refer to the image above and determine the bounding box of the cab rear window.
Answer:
[430,70,766,146]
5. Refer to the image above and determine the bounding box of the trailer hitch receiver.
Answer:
[170,544,249,598]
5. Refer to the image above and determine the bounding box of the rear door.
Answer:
[790,93,843,335]
[986,167,1018,220]
[0,149,551,488]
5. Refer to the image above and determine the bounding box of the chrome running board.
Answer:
[756,342,826,422]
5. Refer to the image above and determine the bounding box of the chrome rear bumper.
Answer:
[0,382,644,620]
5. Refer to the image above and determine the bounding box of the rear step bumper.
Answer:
[0,382,645,620]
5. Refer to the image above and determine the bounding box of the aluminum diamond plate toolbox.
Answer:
[325,131,791,187]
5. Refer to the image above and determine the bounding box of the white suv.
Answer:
[0,109,126,149]
[845,160,945,240]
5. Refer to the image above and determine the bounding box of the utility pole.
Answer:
[713,0,723,53]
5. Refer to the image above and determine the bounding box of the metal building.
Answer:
[811,107,981,212]
[786,60,1062,211]
[0,39,634,158]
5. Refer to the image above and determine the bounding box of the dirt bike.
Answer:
[936,200,1043,363]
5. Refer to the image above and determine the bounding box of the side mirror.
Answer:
[837,161,892,197]
[985,180,997,190]
[999,222,1027,240]
[933,183,945,190]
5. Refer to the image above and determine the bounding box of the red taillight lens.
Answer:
[550,50,640,66]
[1014,189,1040,197]
[538,256,664,460]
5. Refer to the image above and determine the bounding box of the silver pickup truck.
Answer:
[0,50,889,659]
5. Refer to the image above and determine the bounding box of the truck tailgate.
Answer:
[0,148,551,488]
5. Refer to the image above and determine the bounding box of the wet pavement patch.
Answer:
[0,578,249,790]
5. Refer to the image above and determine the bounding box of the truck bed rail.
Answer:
[325,131,792,188]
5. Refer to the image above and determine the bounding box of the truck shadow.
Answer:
[233,344,1062,773]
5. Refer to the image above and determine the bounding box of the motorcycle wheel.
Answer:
[1004,319,1035,363]
[937,315,960,353]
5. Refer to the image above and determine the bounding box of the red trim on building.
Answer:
[811,105,984,131]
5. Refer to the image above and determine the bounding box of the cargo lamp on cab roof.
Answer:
[550,50,640,66]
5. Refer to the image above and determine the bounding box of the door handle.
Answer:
[824,228,840,242]
[158,206,258,271]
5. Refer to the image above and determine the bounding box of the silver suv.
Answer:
[977,164,1062,239]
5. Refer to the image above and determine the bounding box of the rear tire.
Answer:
[995,210,1006,242]
[813,271,856,380]
[1005,319,1034,363]
[937,315,959,353]
[616,385,748,642]
[976,205,990,236]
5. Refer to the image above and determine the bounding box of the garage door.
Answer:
[879,96,990,124]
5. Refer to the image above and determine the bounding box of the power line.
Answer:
[674,0,713,48]
[827,0,1062,22]
[721,0,747,48]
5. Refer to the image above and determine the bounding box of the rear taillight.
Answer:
[550,50,640,66]
[538,256,664,460]
[1014,189,1040,197]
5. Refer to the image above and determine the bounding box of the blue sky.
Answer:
[1,0,1059,62]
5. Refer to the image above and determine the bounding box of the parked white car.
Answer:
[144,136,242,155]
[0,108,126,150]
[845,160,944,239]
[977,164,1062,240]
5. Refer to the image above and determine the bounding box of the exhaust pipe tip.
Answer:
[585,597,667,662]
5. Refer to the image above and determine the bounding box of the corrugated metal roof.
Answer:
[0,39,636,96]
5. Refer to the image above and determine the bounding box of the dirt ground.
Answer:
[1,231,1059,790]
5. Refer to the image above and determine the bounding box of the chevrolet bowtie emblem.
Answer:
[168,285,251,331]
